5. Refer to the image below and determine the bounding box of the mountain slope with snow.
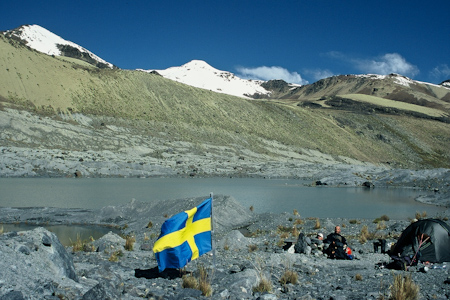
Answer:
[140,60,272,99]
[2,24,114,69]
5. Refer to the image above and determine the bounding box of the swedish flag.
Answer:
[153,198,212,272]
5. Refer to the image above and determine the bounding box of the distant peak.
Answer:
[185,59,209,65]
[3,24,114,69]
[182,60,215,69]
[141,60,270,98]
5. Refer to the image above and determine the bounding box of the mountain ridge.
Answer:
[0,25,449,170]
[2,24,115,69]
[2,24,449,101]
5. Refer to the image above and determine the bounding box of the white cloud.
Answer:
[354,53,419,77]
[326,52,420,78]
[430,64,450,79]
[236,66,308,85]
[303,68,334,81]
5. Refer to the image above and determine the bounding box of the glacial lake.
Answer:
[0,177,447,220]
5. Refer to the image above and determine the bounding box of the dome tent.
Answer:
[391,219,450,263]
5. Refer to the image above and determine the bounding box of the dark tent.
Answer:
[391,219,450,263]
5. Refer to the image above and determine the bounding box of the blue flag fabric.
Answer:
[153,198,212,272]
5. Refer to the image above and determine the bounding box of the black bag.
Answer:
[325,241,347,260]
[386,255,416,270]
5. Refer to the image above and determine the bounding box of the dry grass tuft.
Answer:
[314,218,321,229]
[389,274,419,300]
[280,269,298,285]
[0,225,3,234]
[293,209,299,216]
[376,220,387,230]
[359,225,369,244]
[294,218,304,225]
[248,244,258,252]
[125,235,135,251]
[249,205,254,212]
[374,215,390,223]
[198,265,212,296]
[223,243,229,251]
[355,273,363,281]
[277,225,292,232]
[415,211,427,220]
[108,250,123,262]
[280,232,289,239]
[292,226,299,238]
[182,266,212,296]
[70,233,95,252]
[146,220,153,228]
[253,276,272,293]
[277,239,285,247]
[182,274,198,289]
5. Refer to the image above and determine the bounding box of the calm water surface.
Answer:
[0,177,447,220]
[0,223,120,246]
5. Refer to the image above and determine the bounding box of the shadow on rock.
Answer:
[135,267,182,280]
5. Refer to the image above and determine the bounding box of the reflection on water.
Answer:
[0,177,447,219]
[0,224,120,246]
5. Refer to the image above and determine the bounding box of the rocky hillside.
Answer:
[0,33,449,171]
[279,74,450,121]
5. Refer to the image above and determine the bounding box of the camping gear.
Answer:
[390,219,450,263]
[373,239,386,253]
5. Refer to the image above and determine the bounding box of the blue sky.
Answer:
[2,1,449,84]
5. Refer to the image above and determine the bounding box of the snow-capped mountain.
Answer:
[140,60,272,99]
[441,80,450,88]
[3,24,114,69]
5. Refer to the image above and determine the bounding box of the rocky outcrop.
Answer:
[1,204,450,299]
[0,227,78,298]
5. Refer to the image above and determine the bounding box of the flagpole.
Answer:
[210,192,216,272]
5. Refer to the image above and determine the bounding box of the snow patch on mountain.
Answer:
[440,81,450,89]
[3,24,113,68]
[140,60,271,98]
[356,73,416,87]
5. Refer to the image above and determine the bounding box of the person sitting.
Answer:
[324,226,353,259]
[310,233,324,253]
[325,226,347,246]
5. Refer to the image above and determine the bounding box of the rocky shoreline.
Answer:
[1,195,450,299]
[1,107,450,299]
[1,107,450,207]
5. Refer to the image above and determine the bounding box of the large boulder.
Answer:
[294,232,312,255]
[0,227,78,298]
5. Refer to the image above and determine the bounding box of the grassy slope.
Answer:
[341,94,447,118]
[1,35,449,168]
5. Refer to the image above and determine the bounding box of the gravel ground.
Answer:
[1,107,450,299]
[1,196,449,299]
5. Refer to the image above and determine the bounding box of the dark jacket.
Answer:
[325,233,347,246]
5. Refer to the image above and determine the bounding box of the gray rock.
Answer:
[217,230,249,251]
[0,291,25,300]
[82,283,109,300]
[16,245,30,255]
[92,231,125,253]
[225,268,259,295]
[294,233,309,254]
[0,227,78,298]
[257,294,278,300]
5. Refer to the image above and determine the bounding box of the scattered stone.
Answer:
[362,181,374,188]
[0,191,449,299]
